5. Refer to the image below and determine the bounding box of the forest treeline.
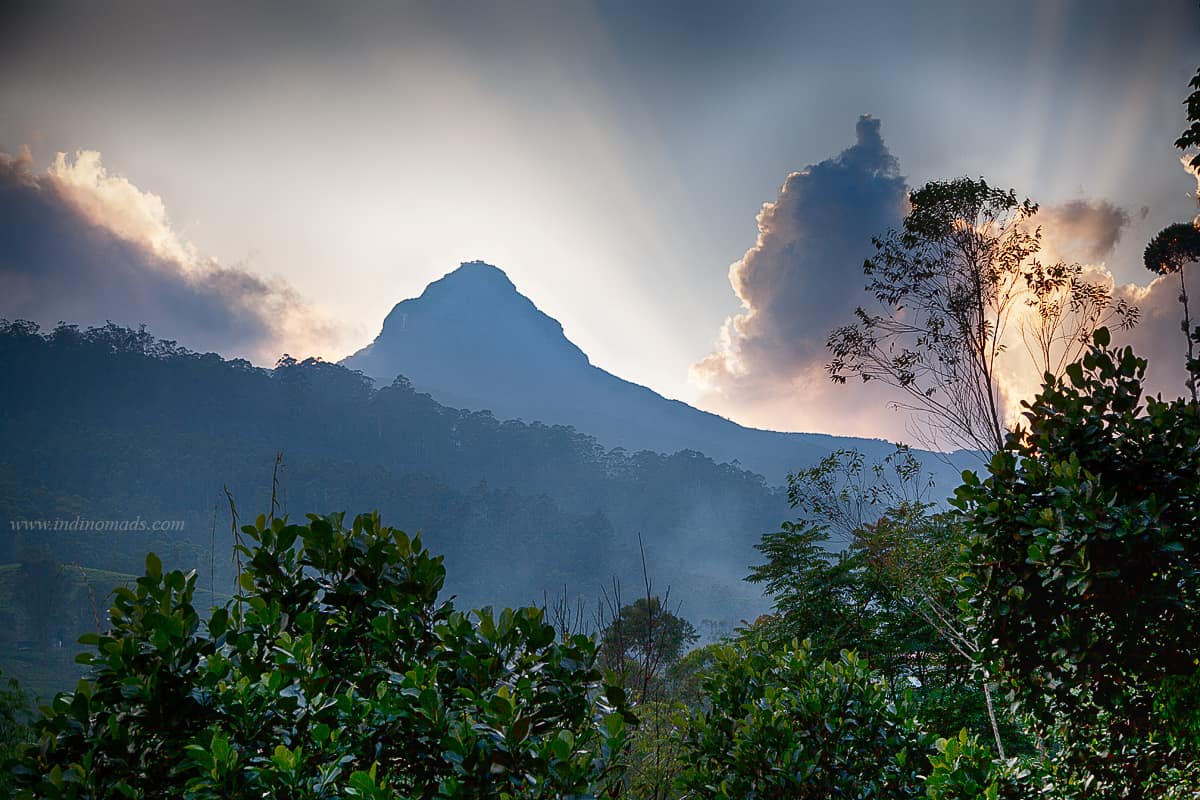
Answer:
[0,317,792,694]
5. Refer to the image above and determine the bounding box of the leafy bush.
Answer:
[676,639,931,799]
[0,672,32,795]
[9,512,634,799]
[955,329,1200,794]
[746,451,1012,751]
[923,729,1044,800]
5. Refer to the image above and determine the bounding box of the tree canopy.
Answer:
[9,512,635,799]
[955,328,1200,793]
[828,177,1134,454]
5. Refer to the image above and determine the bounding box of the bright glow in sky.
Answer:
[1,0,1198,437]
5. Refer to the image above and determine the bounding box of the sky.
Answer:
[2,0,1199,441]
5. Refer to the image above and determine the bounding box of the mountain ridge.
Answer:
[343,261,968,486]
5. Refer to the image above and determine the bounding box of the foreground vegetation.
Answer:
[4,322,1199,796]
[8,513,636,798]
[6,58,1200,800]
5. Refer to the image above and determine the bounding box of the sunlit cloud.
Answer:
[693,123,1197,443]
[992,201,1136,423]
[691,116,913,441]
[46,149,196,266]
[0,148,339,363]
[1183,153,1200,226]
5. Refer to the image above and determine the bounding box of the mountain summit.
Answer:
[343,262,953,484]
[347,261,591,396]
[380,262,583,365]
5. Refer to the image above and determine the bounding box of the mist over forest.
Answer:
[0,316,807,693]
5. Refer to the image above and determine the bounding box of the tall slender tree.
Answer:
[1143,65,1200,402]
[829,177,1135,454]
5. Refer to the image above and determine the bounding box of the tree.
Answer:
[828,177,1135,454]
[1175,66,1200,168]
[746,446,1016,758]
[675,640,931,799]
[10,512,635,799]
[1144,222,1200,401]
[954,329,1200,794]
[601,596,697,671]
[593,586,699,800]
[782,445,934,543]
[599,595,698,705]
[1143,63,1200,402]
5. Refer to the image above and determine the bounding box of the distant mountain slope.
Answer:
[0,320,786,657]
[343,261,968,486]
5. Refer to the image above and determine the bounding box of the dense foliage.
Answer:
[10,512,634,799]
[955,328,1200,794]
[746,447,1009,746]
[712,333,1200,796]
[676,640,930,799]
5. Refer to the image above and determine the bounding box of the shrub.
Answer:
[923,729,1044,800]
[955,329,1200,794]
[9,512,634,799]
[676,639,931,799]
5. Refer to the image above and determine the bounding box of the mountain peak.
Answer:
[372,261,534,334]
[400,261,535,316]
[425,261,516,296]
[342,260,956,487]
[342,262,592,396]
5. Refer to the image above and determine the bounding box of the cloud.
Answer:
[46,149,196,266]
[1034,199,1135,263]
[0,148,336,363]
[691,116,913,441]
[1184,153,1200,226]
[1021,197,1198,405]
[692,121,1199,443]
[988,199,1134,420]
[1114,273,1200,401]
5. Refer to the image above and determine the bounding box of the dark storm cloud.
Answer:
[692,116,910,436]
[0,149,331,361]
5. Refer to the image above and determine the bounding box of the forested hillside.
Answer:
[0,318,791,693]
